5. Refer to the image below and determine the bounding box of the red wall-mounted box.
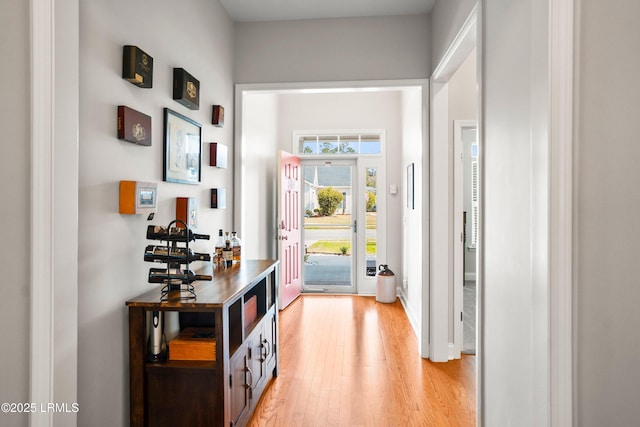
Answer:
[209,143,228,168]
[212,105,224,127]
[176,197,197,229]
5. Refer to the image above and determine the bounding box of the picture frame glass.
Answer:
[137,188,156,209]
[163,108,202,184]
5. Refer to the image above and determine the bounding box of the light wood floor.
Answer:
[249,295,476,426]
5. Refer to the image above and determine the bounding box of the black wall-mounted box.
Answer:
[173,68,200,110]
[210,188,226,209]
[122,45,153,88]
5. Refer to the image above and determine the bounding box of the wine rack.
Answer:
[145,219,211,300]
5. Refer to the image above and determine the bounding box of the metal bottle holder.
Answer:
[146,219,197,301]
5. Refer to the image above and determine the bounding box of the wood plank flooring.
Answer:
[249,295,476,426]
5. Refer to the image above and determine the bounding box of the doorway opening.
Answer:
[455,120,478,355]
[235,80,427,351]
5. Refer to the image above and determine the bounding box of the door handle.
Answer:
[245,366,254,390]
[353,220,357,233]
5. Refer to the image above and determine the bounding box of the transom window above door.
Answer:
[294,131,384,156]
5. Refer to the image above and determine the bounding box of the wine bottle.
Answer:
[146,225,210,242]
[231,231,242,264]
[222,235,233,268]
[148,268,213,283]
[214,229,225,267]
[144,245,211,263]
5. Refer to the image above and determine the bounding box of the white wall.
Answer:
[481,0,550,425]
[242,93,279,259]
[401,89,424,332]
[235,15,431,83]
[575,0,640,424]
[50,1,81,424]
[78,0,234,425]
[0,1,31,425]
[430,0,477,74]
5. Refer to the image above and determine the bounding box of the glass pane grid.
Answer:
[296,133,382,155]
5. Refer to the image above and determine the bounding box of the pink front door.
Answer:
[278,151,302,309]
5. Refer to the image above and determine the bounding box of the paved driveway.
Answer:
[304,254,351,287]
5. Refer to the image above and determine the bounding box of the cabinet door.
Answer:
[247,333,265,392]
[261,313,276,368]
[229,350,249,426]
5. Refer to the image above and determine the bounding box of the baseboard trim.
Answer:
[399,292,420,341]
[448,343,456,360]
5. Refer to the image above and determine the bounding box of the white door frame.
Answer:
[548,0,574,424]
[430,5,478,364]
[31,0,80,426]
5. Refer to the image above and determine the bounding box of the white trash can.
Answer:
[376,264,397,303]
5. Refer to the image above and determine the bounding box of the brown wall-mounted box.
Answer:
[212,105,224,127]
[209,142,228,168]
[173,68,200,110]
[169,327,216,361]
[176,197,198,228]
[210,188,226,209]
[117,106,152,146]
[122,45,153,88]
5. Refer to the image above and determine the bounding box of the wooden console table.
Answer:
[126,259,279,426]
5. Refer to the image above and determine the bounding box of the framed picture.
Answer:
[163,108,202,184]
[407,163,414,209]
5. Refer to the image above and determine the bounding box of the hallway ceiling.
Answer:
[220,0,436,22]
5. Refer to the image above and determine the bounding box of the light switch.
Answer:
[389,184,398,195]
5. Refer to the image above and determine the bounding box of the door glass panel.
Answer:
[303,164,354,290]
[365,167,378,276]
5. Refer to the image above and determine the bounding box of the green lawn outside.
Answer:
[306,239,377,256]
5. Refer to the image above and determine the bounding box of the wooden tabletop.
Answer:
[126,259,278,309]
